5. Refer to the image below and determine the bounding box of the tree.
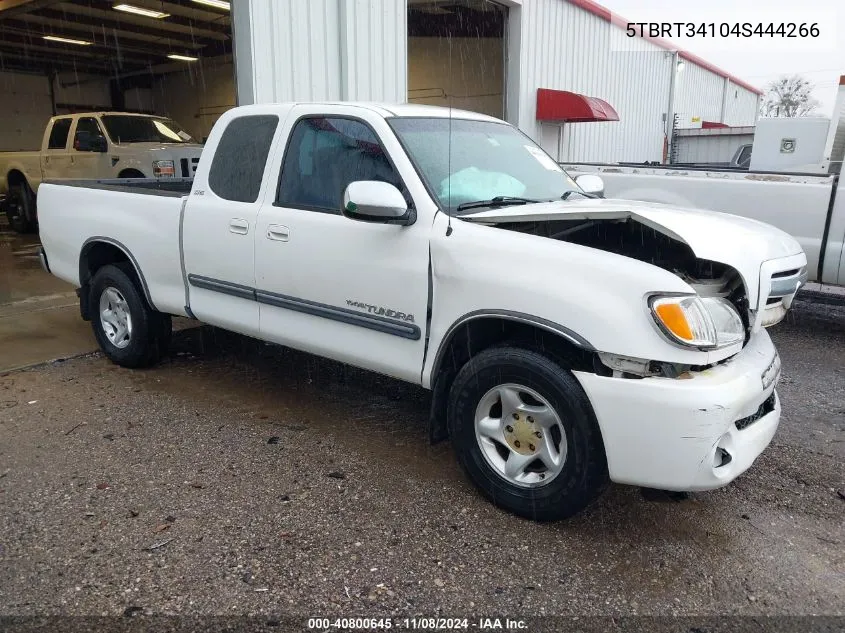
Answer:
[760,75,821,117]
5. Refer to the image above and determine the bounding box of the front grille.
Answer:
[735,392,776,430]
[180,157,200,177]
[767,266,807,300]
[771,268,802,279]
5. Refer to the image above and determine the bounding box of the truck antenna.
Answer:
[446,33,453,237]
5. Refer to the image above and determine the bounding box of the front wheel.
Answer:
[447,346,608,521]
[90,264,171,368]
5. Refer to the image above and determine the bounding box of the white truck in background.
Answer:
[38,102,806,521]
[571,81,845,288]
[563,165,843,289]
[0,112,203,233]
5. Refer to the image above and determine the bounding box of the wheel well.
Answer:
[427,316,601,443]
[118,169,145,179]
[7,169,28,190]
[78,241,149,320]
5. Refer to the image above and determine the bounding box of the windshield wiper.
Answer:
[456,196,542,212]
[561,190,598,200]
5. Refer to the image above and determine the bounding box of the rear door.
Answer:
[181,110,286,338]
[41,117,73,179]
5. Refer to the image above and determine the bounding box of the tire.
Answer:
[89,263,171,368]
[118,170,145,179]
[5,183,36,233]
[447,345,608,521]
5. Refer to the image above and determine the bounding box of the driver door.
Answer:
[69,117,111,179]
[254,106,433,384]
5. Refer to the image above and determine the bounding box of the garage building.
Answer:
[0,0,760,165]
[233,0,762,163]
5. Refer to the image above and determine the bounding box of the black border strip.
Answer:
[187,274,255,301]
[817,174,840,282]
[256,290,421,340]
[187,274,421,340]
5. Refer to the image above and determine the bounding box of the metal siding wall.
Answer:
[674,133,754,163]
[240,0,405,105]
[673,61,724,123]
[242,0,341,103]
[723,84,759,126]
[340,0,406,102]
[517,0,672,163]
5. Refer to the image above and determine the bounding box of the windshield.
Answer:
[388,117,583,214]
[100,116,195,144]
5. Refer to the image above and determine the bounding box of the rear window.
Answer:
[47,118,72,150]
[208,115,279,203]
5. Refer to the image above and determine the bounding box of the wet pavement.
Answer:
[0,219,95,371]
[0,296,843,620]
[0,216,842,621]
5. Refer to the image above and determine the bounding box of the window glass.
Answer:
[208,115,278,203]
[277,117,403,212]
[101,116,195,144]
[389,117,583,214]
[73,117,105,150]
[47,118,72,150]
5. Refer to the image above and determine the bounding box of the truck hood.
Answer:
[461,197,805,304]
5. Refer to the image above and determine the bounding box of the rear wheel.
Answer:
[90,264,171,368]
[118,169,145,179]
[447,346,608,521]
[5,183,35,233]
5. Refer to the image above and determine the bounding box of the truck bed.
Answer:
[37,180,189,317]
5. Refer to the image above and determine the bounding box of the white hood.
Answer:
[461,197,805,305]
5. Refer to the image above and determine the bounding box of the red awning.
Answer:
[536,88,619,123]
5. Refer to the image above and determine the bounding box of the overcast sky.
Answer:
[596,0,845,116]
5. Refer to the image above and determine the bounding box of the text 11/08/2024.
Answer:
[307,617,528,630]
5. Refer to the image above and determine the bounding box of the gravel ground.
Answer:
[0,294,843,626]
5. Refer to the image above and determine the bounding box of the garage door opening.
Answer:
[0,0,235,152]
[407,0,507,119]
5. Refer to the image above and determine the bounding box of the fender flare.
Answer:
[79,236,157,311]
[427,309,595,385]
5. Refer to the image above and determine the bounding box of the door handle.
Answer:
[267,224,290,241]
[229,218,249,235]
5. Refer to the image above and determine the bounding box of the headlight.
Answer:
[152,159,175,178]
[650,295,744,349]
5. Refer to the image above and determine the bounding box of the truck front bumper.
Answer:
[574,328,780,491]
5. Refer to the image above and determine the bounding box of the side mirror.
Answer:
[342,181,415,225]
[575,174,605,198]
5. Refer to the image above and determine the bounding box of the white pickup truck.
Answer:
[564,163,843,288]
[0,112,203,233]
[38,103,806,521]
